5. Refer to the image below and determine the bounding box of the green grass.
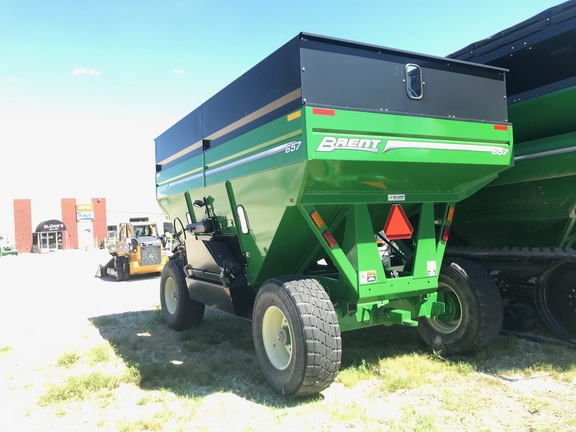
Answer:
[87,343,113,365]
[39,371,125,405]
[55,349,81,367]
[24,306,576,431]
[338,351,475,392]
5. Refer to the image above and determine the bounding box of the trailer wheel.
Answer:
[417,259,502,355]
[160,260,205,330]
[252,276,342,397]
[535,261,576,341]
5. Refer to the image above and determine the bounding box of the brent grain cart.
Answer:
[448,1,576,343]
[154,33,513,396]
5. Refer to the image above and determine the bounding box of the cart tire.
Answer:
[535,260,576,341]
[417,259,502,355]
[160,260,205,330]
[252,276,342,397]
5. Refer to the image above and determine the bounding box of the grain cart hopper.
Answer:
[96,221,168,281]
[447,1,576,343]
[154,33,513,396]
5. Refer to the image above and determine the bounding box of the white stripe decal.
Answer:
[206,143,288,177]
[384,140,509,155]
[158,141,298,194]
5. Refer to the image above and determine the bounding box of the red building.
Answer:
[13,198,107,253]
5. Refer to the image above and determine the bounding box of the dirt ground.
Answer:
[0,249,161,429]
[1,249,575,432]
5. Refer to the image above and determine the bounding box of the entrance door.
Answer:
[38,232,49,252]
[48,232,57,250]
[78,220,94,250]
[38,232,60,251]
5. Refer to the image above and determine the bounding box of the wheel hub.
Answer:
[262,306,292,370]
[277,326,291,345]
[439,291,460,322]
[164,277,178,315]
[427,284,462,334]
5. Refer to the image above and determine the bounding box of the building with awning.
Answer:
[32,219,67,253]
[9,197,168,253]
[12,198,108,253]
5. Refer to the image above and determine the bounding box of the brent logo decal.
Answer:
[316,136,381,153]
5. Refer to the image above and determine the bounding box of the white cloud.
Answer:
[172,69,185,75]
[72,67,101,77]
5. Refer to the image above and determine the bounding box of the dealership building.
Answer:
[11,198,108,253]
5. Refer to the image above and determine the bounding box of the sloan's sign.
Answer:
[36,220,66,232]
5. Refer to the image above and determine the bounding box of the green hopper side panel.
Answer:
[157,105,513,279]
[449,2,576,249]
[450,129,576,248]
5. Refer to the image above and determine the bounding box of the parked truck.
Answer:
[446,1,576,343]
[154,33,513,396]
[96,221,168,281]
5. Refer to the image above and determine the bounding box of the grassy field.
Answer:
[1,250,575,431]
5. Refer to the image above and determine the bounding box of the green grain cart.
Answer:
[447,1,576,343]
[154,33,513,396]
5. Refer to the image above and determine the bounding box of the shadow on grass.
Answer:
[90,307,319,408]
[91,306,576,407]
[340,323,576,377]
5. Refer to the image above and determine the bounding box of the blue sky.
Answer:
[0,0,565,232]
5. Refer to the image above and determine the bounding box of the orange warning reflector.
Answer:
[310,210,325,229]
[383,204,413,240]
[446,206,455,223]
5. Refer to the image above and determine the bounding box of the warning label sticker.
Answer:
[427,261,437,277]
[360,270,377,284]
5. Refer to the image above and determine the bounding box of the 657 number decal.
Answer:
[285,141,302,154]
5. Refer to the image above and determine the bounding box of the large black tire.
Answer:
[535,260,576,342]
[160,260,205,330]
[417,258,503,355]
[252,276,342,397]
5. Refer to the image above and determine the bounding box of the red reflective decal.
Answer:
[312,108,335,116]
[494,124,509,131]
[322,230,337,248]
[442,226,451,242]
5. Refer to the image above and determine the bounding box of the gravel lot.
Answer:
[0,249,161,430]
[0,248,159,346]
